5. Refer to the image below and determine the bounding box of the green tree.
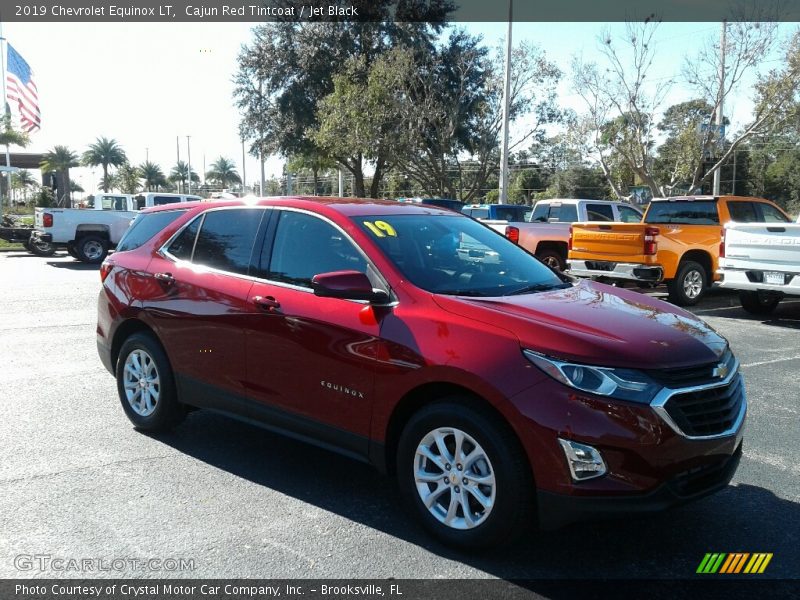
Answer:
[286,152,337,196]
[138,161,167,192]
[205,157,242,189]
[169,160,200,193]
[111,162,141,194]
[82,137,127,192]
[545,166,609,199]
[0,113,29,148]
[234,10,452,197]
[40,146,80,207]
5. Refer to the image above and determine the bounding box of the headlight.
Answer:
[523,350,661,403]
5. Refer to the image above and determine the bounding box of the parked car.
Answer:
[418,198,465,212]
[498,199,643,271]
[98,197,745,548]
[462,203,529,222]
[568,195,791,305]
[718,221,800,314]
[32,192,202,263]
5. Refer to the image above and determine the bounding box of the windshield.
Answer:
[354,214,568,297]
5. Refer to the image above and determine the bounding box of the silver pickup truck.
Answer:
[718,220,800,314]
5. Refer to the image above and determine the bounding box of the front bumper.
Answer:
[718,268,800,297]
[568,260,663,282]
[538,442,742,529]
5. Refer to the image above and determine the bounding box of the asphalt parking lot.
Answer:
[0,250,798,581]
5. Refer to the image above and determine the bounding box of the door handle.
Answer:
[154,272,175,285]
[253,295,281,312]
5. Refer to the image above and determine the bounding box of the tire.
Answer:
[66,242,79,259]
[76,235,108,263]
[116,332,186,432]
[739,291,781,315]
[666,260,707,306]
[26,238,56,257]
[397,399,533,549]
[537,249,566,272]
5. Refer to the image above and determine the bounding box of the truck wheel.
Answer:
[116,332,186,432]
[397,399,533,549]
[76,235,108,263]
[739,291,781,315]
[26,238,56,257]
[667,261,707,306]
[537,250,566,272]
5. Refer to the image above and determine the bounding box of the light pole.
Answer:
[186,136,192,194]
[498,0,513,204]
[713,20,727,197]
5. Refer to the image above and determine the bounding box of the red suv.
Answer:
[97,197,745,548]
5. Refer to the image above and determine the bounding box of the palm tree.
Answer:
[169,160,200,193]
[10,169,37,203]
[138,161,167,191]
[206,157,241,190]
[40,146,80,207]
[82,137,127,192]
[110,162,141,194]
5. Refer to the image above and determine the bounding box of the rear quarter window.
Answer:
[116,209,188,253]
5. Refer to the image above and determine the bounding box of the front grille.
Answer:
[663,375,744,437]
[647,348,735,388]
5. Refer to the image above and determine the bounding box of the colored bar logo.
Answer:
[697,553,773,574]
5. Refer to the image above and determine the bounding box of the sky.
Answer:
[2,20,793,194]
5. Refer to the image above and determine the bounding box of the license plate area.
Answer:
[763,271,785,285]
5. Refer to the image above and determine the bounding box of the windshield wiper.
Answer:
[438,289,490,297]
[504,282,571,296]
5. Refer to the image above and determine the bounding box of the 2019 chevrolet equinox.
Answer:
[97,197,745,548]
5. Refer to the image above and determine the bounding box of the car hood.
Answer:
[432,280,728,370]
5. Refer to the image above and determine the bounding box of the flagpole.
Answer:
[0,20,10,223]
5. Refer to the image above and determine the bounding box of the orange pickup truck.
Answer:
[567,195,792,305]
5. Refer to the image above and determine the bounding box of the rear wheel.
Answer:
[397,399,533,548]
[537,249,566,272]
[26,238,56,257]
[116,332,186,432]
[76,235,108,263]
[66,242,79,259]
[667,260,707,306]
[739,291,781,315]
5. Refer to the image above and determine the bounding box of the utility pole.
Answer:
[498,0,513,204]
[259,146,265,196]
[338,169,344,197]
[145,147,149,162]
[241,140,246,192]
[186,136,192,194]
[176,136,181,192]
[713,20,727,197]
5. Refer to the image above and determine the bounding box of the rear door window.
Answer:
[117,210,188,252]
[191,209,265,275]
[645,201,720,224]
[727,202,759,223]
[585,204,615,221]
[153,196,181,206]
[167,216,202,261]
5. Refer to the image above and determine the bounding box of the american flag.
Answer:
[6,43,41,133]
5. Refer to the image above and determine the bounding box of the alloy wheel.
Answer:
[413,427,496,530]
[122,349,161,417]
[683,269,703,299]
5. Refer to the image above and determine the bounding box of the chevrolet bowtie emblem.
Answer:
[713,363,729,379]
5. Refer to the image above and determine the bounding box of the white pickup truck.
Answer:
[718,221,800,314]
[486,199,643,270]
[32,192,201,263]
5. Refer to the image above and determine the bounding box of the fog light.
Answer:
[558,438,607,482]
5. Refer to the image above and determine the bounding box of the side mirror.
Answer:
[311,271,390,304]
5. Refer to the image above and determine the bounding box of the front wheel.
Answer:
[397,400,533,548]
[76,235,108,263]
[116,332,186,432]
[667,260,707,306]
[739,291,781,315]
